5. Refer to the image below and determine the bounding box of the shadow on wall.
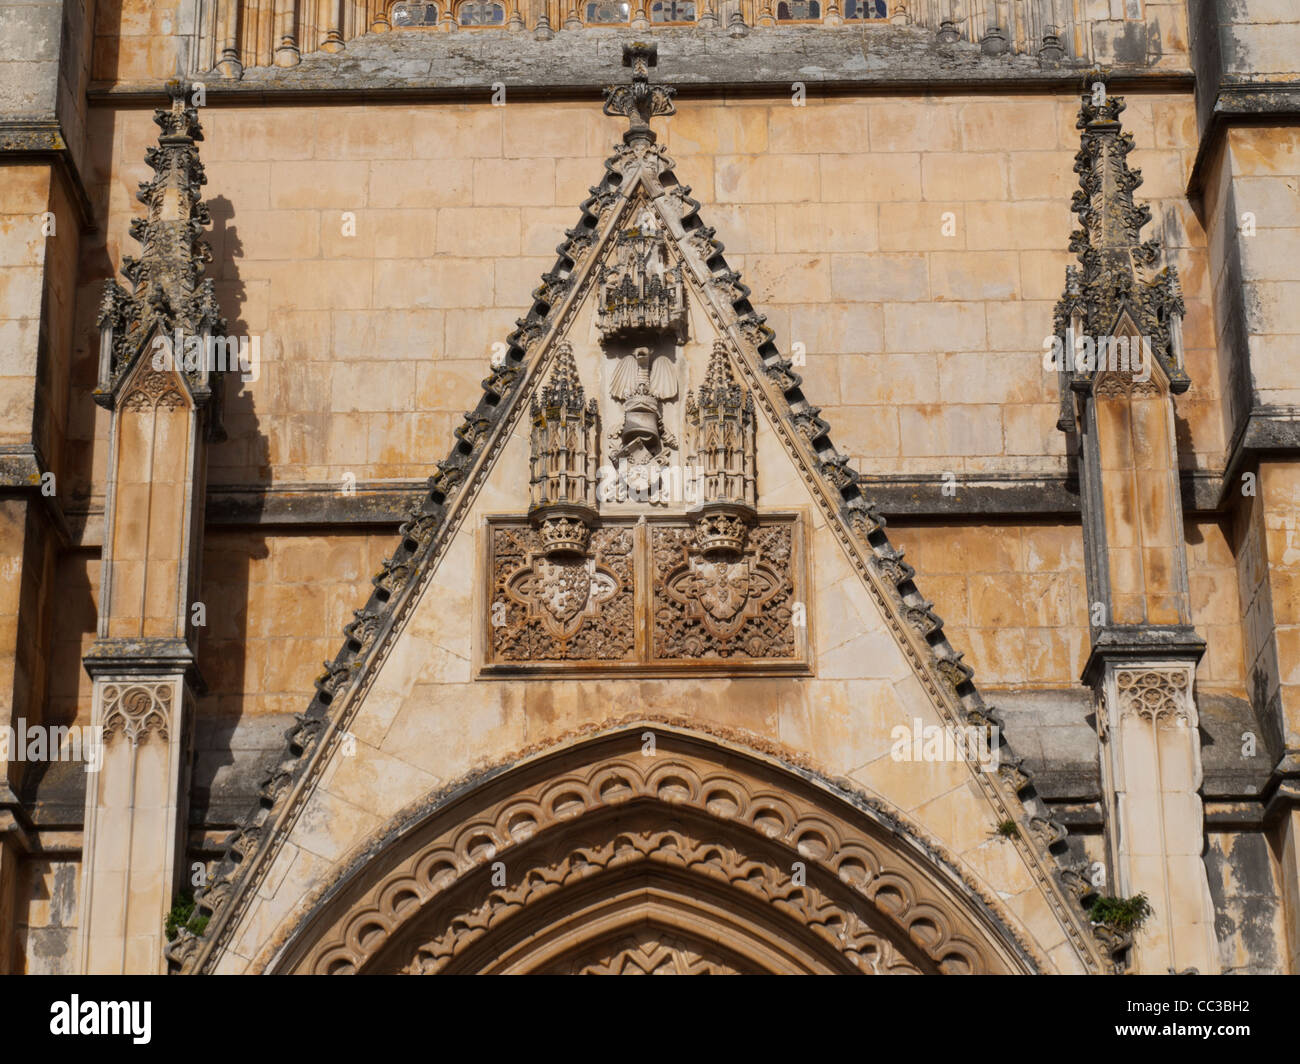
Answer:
[188,191,277,844]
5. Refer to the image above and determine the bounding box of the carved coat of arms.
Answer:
[507,556,618,640]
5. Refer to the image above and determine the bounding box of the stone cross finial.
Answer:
[603,42,676,145]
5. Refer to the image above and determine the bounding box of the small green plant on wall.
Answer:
[992,819,1018,839]
[165,890,209,941]
[1087,892,1153,934]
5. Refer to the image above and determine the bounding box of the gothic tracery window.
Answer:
[844,0,885,17]
[391,0,439,24]
[776,0,820,19]
[651,0,695,21]
[459,0,505,23]
[586,0,630,22]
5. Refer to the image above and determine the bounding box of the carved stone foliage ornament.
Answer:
[120,368,188,411]
[562,931,744,975]
[602,41,676,146]
[101,682,172,744]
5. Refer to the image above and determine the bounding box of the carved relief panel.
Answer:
[482,513,809,675]
[488,523,636,662]
[651,518,797,661]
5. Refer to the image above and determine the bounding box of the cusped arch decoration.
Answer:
[266,728,1041,974]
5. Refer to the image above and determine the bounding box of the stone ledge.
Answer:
[0,119,97,230]
[199,469,1238,527]
[89,25,1192,100]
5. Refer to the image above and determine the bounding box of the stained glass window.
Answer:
[844,0,885,17]
[459,0,505,23]
[651,0,695,21]
[776,0,820,19]
[586,0,630,22]
[391,1,439,25]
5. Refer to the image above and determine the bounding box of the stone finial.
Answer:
[603,42,676,145]
[95,79,225,407]
[1039,25,1065,62]
[535,339,586,413]
[980,25,1008,54]
[1052,72,1189,418]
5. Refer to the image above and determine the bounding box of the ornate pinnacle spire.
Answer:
[687,341,756,523]
[533,341,587,415]
[603,42,676,146]
[694,339,748,417]
[96,78,225,406]
[529,341,600,548]
[1053,72,1189,422]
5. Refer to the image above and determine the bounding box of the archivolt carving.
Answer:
[563,930,743,975]
[101,682,172,744]
[396,823,922,975]
[279,735,1029,976]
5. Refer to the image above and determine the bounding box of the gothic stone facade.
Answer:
[1,2,1298,975]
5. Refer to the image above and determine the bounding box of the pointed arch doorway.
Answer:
[264,726,1040,974]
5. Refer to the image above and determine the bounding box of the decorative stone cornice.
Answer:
[95,79,225,411]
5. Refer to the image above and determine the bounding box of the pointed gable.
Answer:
[169,45,1111,976]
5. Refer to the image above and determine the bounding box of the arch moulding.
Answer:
[253,725,1050,975]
